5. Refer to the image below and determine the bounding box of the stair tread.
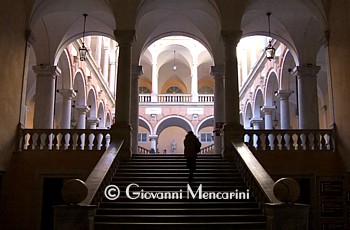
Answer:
[95,154,265,228]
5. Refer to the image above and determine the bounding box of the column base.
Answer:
[265,203,310,229]
[110,122,132,159]
[54,205,97,230]
[222,123,244,160]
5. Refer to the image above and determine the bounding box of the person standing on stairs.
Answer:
[183,131,201,181]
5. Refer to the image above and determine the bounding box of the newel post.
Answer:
[266,178,310,229]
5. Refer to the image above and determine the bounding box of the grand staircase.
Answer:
[94,154,266,230]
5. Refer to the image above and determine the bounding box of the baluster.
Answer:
[290,134,295,150]
[94,133,101,150]
[265,134,271,150]
[248,133,254,150]
[281,134,287,150]
[313,132,319,150]
[273,134,279,150]
[256,134,262,150]
[296,133,302,150]
[88,133,96,150]
[320,132,326,150]
[305,133,310,150]
[29,133,35,150]
[51,132,57,150]
[39,133,45,150]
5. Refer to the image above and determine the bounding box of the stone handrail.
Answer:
[80,140,124,205]
[158,94,192,102]
[198,94,214,103]
[244,129,335,151]
[18,128,111,151]
[200,144,214,154]
[231,141,279,210]
[138,145,150,154]
[139,94,151,102]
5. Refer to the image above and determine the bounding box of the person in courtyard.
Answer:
[183,131,201,181]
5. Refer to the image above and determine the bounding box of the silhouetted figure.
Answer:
[183,131,201,181]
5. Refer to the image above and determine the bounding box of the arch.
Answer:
[139,116,153,134]
[244,102,253,129]
[154,115,194,136]
[264,70,279,106]
[253,88,264,118]
[87,88,97,118]
[73,70,86,106]
[195,116,214,134]
[280,50,296,90]
[97,101,105,128]
[105,112,111,129]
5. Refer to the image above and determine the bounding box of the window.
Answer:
[198,86,214,94]
[166,86,182,94]
[138,133,148,143]
[200,133,213,143]
[139,86,151,94]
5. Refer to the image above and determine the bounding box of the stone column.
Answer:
[151,57,158,102]
[149,134,158,153]
[109,47,117,95]
[211,65,224,154]
[261,106,275,130]
[102,38,110,82]
[58,89,76,129]
[276,90,293,129]
[191,60,199,102]
[130,65,143,155]
[33,65,61,129]
[94,36,102,68]
[86,117,99,129]
[221,30,243,159]
[292,64,320,129]
[75,105,90,129]
[111,30,135,159]
[250,118,263,130]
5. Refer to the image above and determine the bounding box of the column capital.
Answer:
[86,117,100,125]
[261,106,276,115]
[59,89,77,99]
[75,105,90,114]
[250,117,264,124]
[292,64,321,79]
[33,65,61,77]
[114,30,136,45]
[132,65,143,78]
[148,134,158,140]
[210,65,224,78]
[221,30,242,46]
[276,90,293,100]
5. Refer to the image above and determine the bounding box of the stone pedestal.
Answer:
[54,205,97,230]
[110,122,132,159]
[265,203,310,230]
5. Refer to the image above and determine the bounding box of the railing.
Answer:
[18,129,111,151]
[139,94,151,102]
[138,146,150,154]
[198,94,214,103]
[244,129,335,151]
[80,140,124,205]
[232,141,279,210]
[158,94,192,103]
[200,144,214,154]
